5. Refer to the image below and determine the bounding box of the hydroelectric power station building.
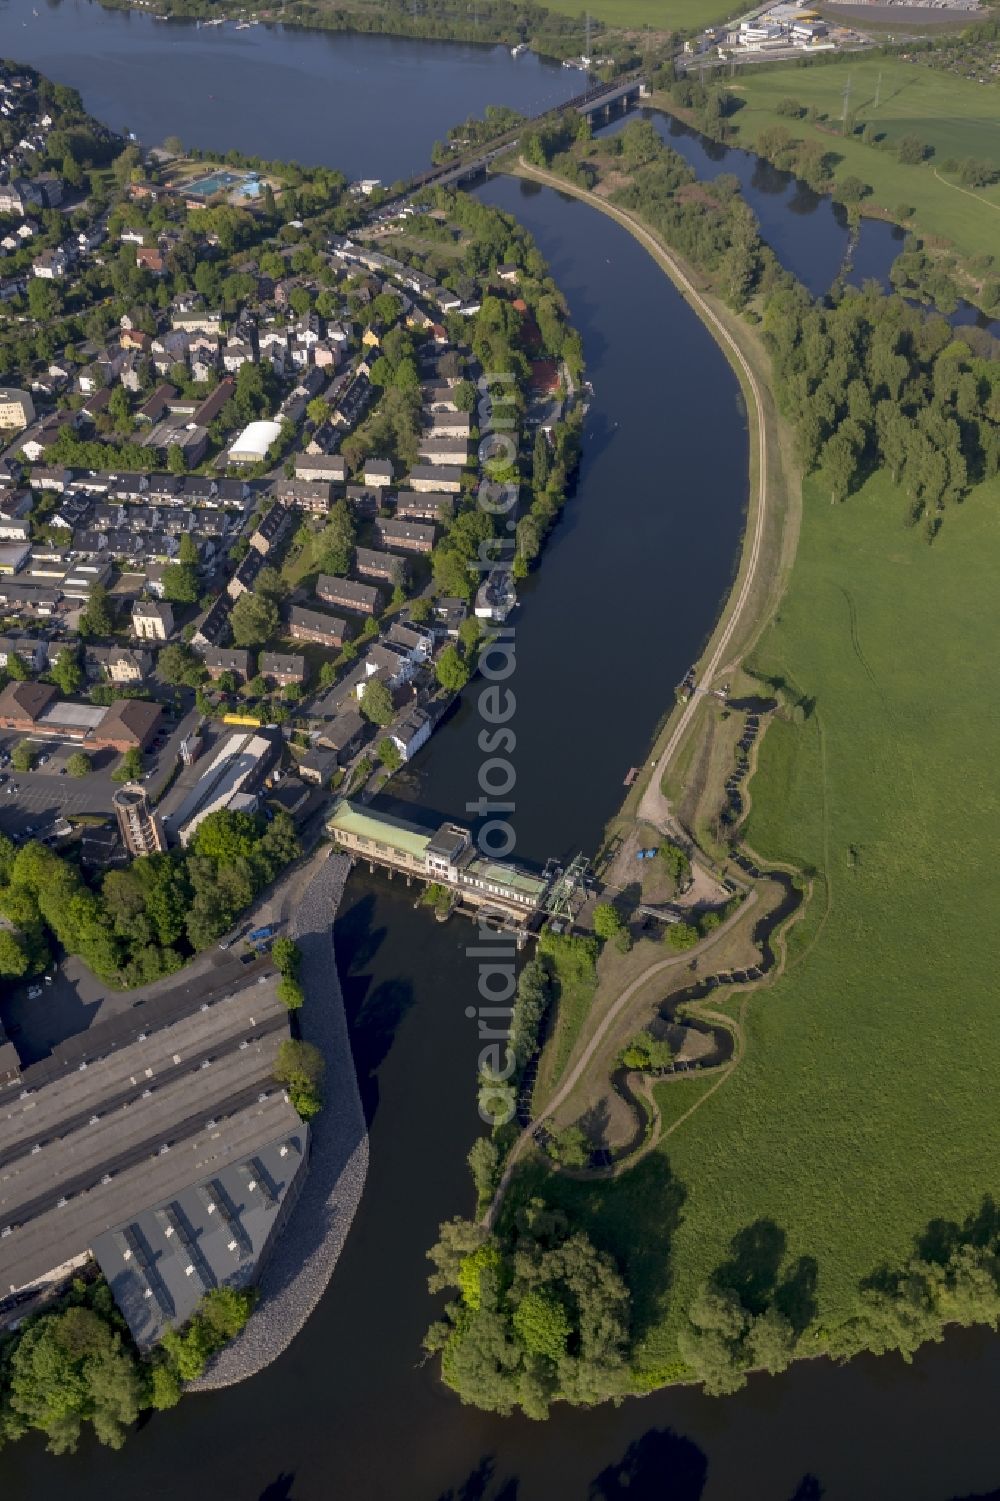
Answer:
[326,799,554,928]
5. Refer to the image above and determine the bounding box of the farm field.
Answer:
[723,57,1000,262]
[529,462,1000,1380]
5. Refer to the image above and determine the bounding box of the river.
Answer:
[3,6,1000,1498]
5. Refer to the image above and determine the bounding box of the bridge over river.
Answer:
[385,72,646,200]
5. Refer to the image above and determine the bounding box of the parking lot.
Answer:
[0,705,199,842]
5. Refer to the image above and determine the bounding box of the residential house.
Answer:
[426,411,471,439]
[0,634,47,673]
[223,339,255,373]
[319,708,365,763]
[136,246,165,275]
[295,454,346,486]
[32,246,70,280]
[259,652,307,688]
[407,464,462,494]
[363,458,393,490]
[316,574,380,617]
[84,645,153,684]
[373,517,435,555]
[417,436,469,467]
[287,605,349,649]
[138,384,178,425]
[386,621,434,663]
[271,478,332,516]
[132,599,174,641]
[354,642,414,698]
[191,595,231,650]
[227,549,263,601]
[249,502,291,556]
[345,485,379,519]
[395,491,454,524]
[297,746,340,787]
[201,647,251,683]
[354,546,405,586]
[389,705,432,763]
[0,388,34,432]
[433,597,468,636]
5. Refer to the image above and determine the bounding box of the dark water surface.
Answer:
[0,0,579,180]
[0,10,999,1499]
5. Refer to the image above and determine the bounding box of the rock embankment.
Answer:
[194,851,367,1388]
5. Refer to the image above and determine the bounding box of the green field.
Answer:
[724,57,1000,262]
[534,462,1000,1376]
[540,0,735,31]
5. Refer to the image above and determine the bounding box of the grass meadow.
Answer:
[540,0,737,31]
[723,58,1000,262]
[528,463,1000,1378]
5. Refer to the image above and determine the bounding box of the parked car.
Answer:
[27,985,42,999]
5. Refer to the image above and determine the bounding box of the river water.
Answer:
[2,6,1000,1498]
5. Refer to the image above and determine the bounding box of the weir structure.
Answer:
[326,799,589,937]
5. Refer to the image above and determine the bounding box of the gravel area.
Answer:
[193,850,368,1389]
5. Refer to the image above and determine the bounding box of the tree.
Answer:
[678,1286,751,1397]
[271,936,300,976]
[436,643,470,693]
[112,747,143,783]
[620,1029,673,1071]
[467,1135,500,1201]
[665,921,699,952]
[658,839,691,888]
[167,443,187,476]
[12,741,35,773]
[378,737,402,771]
[230,591,279,647]
[163,133,184,156]
[0,927,30,977]
[897,135,929,166]
[824,429,858,503]
[277,975,305,1010]
[7,1303,142,1453]
[6,651,29,681]
[306,396,329,427]
[274,1037,324,1119]
[67,751,91,779]
[80,582,115,637]
[161,561,199,606]
[360,677,393,726]
[50,646,83,696]
[158,642,205,688]
[592,902,626,943]
[550,1124,589,1168]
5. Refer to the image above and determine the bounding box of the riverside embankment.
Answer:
[194,852,367,1389]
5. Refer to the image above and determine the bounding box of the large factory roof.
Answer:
[0,966,303,1308]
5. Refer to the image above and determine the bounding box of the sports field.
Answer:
[724,58,1000,262]
[539,462,1000,1375]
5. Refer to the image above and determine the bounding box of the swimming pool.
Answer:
[184,168,248,198]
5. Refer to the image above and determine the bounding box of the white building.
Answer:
[0,388,34,432]
[229,419,283,465]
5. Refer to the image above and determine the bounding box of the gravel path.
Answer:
[193,850,368,1389]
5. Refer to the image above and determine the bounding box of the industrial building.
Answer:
[0,961,307,1345]
[163,727,281,845]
